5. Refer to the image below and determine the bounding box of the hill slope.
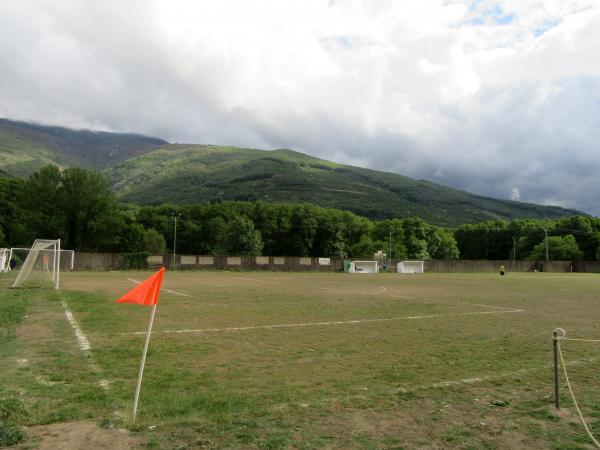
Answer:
[106,144,580,226]
[0,118,166,175]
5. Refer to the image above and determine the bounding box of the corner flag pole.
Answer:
[115,267,165,423]
[132,303,157,423]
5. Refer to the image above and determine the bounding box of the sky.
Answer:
[1,0,599,214]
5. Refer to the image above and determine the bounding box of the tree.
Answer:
[20,165,65,242]
[20,165,120,251]
[403,218,430,259]
[528,235,583,261]
[220,216,263,255]
[427,228,459,259]
[350,237,383,258]
[143,228,167,254]
[371,219,407,260]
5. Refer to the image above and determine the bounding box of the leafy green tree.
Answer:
[528,235,583,260]
[403,218,430,259]
[427,228,459,259]
[220,215,263,255]
[143,228,167,254]
[206,216,228,254]
[406,236,430,259]
[0,178,26,245]
[59,167,120,251]
[20,165,65,242]
[371,219,407,259]
[350,237,386,258]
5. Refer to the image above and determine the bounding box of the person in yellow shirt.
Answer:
[499,264,505,277]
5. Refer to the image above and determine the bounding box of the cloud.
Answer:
[0,0,599,214]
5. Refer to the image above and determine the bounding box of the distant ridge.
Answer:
[0,118,582,226]
[0,118,167,174]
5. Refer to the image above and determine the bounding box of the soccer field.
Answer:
[2,271,600,449]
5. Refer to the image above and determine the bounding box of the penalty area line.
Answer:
[122,308,524,336]
[126,277,191,297]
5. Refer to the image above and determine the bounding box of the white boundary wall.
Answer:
[349,260,379,273]
[397,261,424,273]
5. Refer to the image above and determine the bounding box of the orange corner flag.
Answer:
[116,267,165,306]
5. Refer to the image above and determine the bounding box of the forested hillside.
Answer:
[105,145,579,226]
[0,119,581,226]
[0,118,166,174]
[1,165,598,261]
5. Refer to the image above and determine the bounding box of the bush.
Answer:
[118,252,150,270]
[0,421,26,446]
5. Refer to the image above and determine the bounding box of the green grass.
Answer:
[1,271,600,448]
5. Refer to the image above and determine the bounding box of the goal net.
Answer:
[397,260,424,274]
[11,239,62,289]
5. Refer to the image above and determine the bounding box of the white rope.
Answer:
[556,336,600,448]
[563,338,600,343]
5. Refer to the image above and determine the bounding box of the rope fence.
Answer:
[553,328,600,448]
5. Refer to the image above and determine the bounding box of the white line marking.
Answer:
[61,300,108,390]
[232,277,280,284]
[122,308,524,336]
[164,288,191,297]
[126,278,190,297]
[63,302,91,352]
[429,356,600,389]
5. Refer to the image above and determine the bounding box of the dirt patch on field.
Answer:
[21,420,143,450]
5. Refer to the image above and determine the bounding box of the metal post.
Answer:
[553,330,560,409]
[513,236,516,272]
[172,213,180,271]
[389,229,393,267]
[55,239,61,289]
[543,227,549,263]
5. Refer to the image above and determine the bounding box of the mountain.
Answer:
[0,118,581,225]
[0,118,166,175]
[106,144,580,226]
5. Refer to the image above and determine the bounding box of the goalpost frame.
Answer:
[11,239,62,289]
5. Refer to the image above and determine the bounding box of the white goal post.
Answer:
[349,260,379,273]
[397,260,424,274]
[11,239,62,289]
[0,248,11,273]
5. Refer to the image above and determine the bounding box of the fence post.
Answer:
[553,330,560,409]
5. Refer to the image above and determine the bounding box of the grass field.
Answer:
[2,271,600,449]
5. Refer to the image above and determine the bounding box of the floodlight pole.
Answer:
[172,213,181,271]
[513,236,516,272]
[388,229,393,267]
[543,227,549,263]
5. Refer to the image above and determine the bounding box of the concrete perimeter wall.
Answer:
[72,253,600,273]
[73,253,344,272]
[424,260,600,273]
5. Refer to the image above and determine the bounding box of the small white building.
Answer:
[397,261,424,273]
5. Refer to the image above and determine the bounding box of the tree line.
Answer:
[0,165,598,261]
